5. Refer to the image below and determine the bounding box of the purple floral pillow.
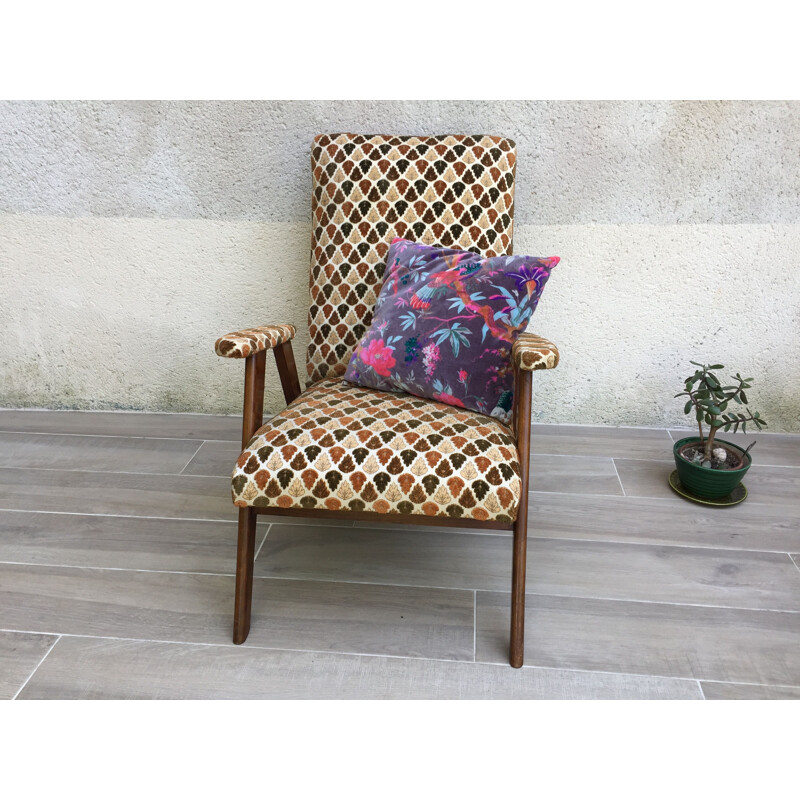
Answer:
[343,238,558,424]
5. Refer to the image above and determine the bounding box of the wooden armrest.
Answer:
[512,332,560,371]
[215,324,296,358]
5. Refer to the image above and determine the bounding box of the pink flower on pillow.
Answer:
[422,341,440,378]
[433,392,465,407]
[359,339,396,377]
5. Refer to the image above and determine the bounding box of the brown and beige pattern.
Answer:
[512,332,560,371]
[215,324,296,359]
[307,133,518,385]
[232,378,522,522]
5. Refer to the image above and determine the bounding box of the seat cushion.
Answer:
[232,378,521,522]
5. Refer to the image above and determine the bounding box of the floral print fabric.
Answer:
[344,239,558,423]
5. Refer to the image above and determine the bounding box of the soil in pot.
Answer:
[676,441,745,470]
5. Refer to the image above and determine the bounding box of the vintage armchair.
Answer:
[215,134,559,667]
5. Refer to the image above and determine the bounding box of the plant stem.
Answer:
[686,392,705,448]
[705,425,717,462]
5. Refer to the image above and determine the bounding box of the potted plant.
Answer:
[672,361,767,500]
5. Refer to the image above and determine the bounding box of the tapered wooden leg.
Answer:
[510,367,532,668]
[241,351,266,449]
[510,507,528,668]
[233,507,257,644]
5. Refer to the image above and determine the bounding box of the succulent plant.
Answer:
[674,361,767,464]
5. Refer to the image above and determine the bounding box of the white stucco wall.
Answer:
[2,101,799,430]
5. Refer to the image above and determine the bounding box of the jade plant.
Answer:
[674,361,767,465]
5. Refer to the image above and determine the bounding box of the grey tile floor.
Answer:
[0,411,798,700]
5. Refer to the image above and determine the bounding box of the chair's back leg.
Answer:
[273,340,303,404]
[233,507,257,644]
[510,500,529,668]
[234,350,266,644]
[510,368,532,668]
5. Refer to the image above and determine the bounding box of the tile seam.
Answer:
[10,634,62,701]
[0,626,717,686]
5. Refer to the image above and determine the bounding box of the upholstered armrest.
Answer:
[215,324,296,358]
[512,332,560,371]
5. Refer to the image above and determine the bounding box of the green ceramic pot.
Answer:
[673,436,751,500]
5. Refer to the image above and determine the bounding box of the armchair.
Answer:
[215,134,559,667]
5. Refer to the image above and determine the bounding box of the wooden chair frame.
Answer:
[232,339,533,668]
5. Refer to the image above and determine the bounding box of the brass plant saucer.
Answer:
[668,469,747,506]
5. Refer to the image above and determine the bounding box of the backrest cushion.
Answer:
[307,133,517,385]
[342,238,559,424]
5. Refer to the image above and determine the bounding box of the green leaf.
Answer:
[689,360,704,367]
[705,413,713,425]
[709,364,724,370]
[711,419,725,428]
[723,423,731,431]
[708,405,721,414]
[754,411,760,418]
[719,401,728,411]
[684,401,692,414]
[706,375,719,389]
[740,390,748,404]
[742,421,747,433]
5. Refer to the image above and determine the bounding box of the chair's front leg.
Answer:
[510,367,533,668]
[233,507,257,644]
[241,350,267,449]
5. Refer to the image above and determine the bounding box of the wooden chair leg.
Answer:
[233,507,257,644]
[241,351,266,449]
[510,509,528,668]
[510,366,532,668]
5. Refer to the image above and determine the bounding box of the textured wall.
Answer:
[2,101,799,430]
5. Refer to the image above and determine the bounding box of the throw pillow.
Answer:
[343,238,558,423]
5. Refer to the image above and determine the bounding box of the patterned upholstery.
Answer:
[216,324,296,358]
[512,333,560,371]
[231,378,522,523]
[307,133,517,385]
